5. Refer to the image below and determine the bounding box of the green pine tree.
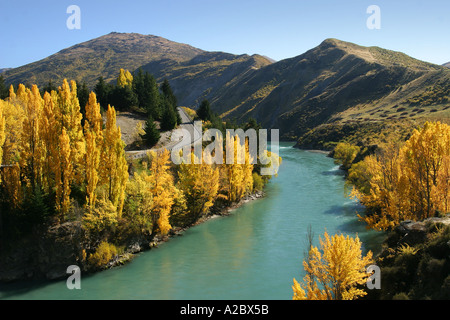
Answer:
[142,115,161,147]
[160,99,178,131]
[197,99,212,121]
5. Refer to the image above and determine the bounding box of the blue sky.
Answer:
[0,0,449,68]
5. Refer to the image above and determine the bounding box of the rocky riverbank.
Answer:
[366,215,450,300]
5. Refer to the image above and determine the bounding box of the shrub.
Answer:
[252,172,264,191]
[88,241,119,268]
[333,142,361,170]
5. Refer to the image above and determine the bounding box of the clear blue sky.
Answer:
[1,0,449,68]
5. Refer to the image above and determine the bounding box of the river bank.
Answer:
[0,142,385,300]
[0,190,266,283]
[120,190,266,265]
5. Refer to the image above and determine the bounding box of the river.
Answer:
[0,142,384,300]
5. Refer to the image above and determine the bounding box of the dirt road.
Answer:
[125,107,202,160]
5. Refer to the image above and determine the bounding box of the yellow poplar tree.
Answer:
[117,68,133,88]
[20,85,45,188]
[84,92,103,211]
[55,128,73,215]
[0,96,25,208]
[40,92,59,194]
[292,232,373,300]
[221,133,254,203]
[124,167,154,234]
[178,152,220,225]
[0,99,5,183]
[353,121,450,230]
[100,104,128,216]
[57,80,86,185]
[148,149,177,235]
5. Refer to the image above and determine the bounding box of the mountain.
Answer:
[2,32,273,108]
[3,33,449,144]
[141,51,272,107]
[0,68,11,74]
[444,62,450,68]
[2,32,205,88]
[209,39,450,140]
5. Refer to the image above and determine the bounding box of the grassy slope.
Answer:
[209,39,450,141]
[2,32,273,110]
[3,34,449,148]
[2,32,205,89]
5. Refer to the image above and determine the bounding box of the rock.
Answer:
[395,216,450,247]
[0,221,88,282]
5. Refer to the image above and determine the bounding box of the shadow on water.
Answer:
[0,278,59,299]
[0,269,102,300]
[322,202,387,255]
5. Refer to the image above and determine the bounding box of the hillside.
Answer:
[2,32,273,108]
[210,39,450,140]
[142,51,272,107]
[444,62,450,68]
[2,32,206,88]
[3,34,450,145]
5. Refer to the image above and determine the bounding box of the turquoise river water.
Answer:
[0,142,384,300]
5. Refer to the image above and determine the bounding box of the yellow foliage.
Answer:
[178,152,220,224]
[334,142,360,170]
[82,192,118,234]
[117,68,133,88]
[353,122,450,230]
[293,232,373,300]
[148,149,178,235]
[397,244,419,256]
[100,105,129,217]
[0,100,5,183]
[88,241,119,268]
[220,133,254,202]
[56,128,73,215]
[84,92,103,212]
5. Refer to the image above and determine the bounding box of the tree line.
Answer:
[0,79,278,271]
[292,121,450,300]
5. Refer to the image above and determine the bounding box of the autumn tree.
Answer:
[292,232,373,300]
[20,85,44,189]
[100,104,129,217]
[0,99,5,183]
[57,80,86,186]
[117,68,133,88]
[220,133,254,203]
[352,122,450,230]
[147,149,178,235]
[334,142,361,170]
[55,128,73,215]
[0,95,25,209]
[178,152,220,225]
[123,167,154,235]
[83,92,103,211]
[39,92,59,194]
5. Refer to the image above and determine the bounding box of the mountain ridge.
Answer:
[210,38,450,139]
[2,33,449,142]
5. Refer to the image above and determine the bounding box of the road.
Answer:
[125,107,202,160]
